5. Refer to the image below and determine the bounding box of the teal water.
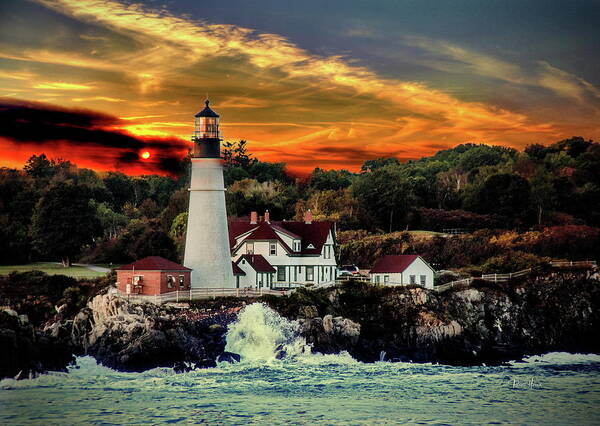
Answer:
[2,304,600,424]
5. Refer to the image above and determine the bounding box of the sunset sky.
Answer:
[1,0,599,175]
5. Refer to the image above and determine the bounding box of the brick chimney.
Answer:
[264,210,270,223]
[304,209,312,224]
[250,211,257,224]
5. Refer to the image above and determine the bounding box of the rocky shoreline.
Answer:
[1,268,598,379]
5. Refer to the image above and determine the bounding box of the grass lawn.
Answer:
[0,262,107,278]
[408,230,445,237]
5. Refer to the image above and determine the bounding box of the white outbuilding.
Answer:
[369,255,435,289]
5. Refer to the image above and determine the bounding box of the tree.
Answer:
[308,168,354,191]
[103,172,135,211]
[133,228,178,261]
[360,157,400,173]
[352,165,413,231]
[31,184,102,266]
[23,154,55,180]
[474,173,531,221]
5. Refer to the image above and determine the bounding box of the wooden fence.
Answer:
[119,287,288,304]
[434,260,597,293]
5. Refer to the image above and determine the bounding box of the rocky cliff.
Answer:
[45,295,241,372]
[273,268,600,364]
[3,268,598,377]
[0,308,74,379]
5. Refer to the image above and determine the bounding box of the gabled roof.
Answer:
[370,255,420,273]
[232,261,246,276]
[116,256,191,271]
[228,219,333,256]
[237,254,276,273]
[246,222,279,240]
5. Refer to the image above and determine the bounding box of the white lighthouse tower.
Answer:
[183,100,234,288]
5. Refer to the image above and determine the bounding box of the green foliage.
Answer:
[308,168,354,191]
[473,173,531,221]
[352,165,413,231]
[169,212,188,261]
[480,251,549,274]
[31,184,102,265]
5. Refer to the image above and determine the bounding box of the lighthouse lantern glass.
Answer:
[195,116,219,139]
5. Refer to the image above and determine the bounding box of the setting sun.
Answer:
[141,151,151,159]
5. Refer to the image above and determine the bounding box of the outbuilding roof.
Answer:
[237,254,276,273]
[232,261,246,276]
[116,256,191,271]
[369,255,420,273]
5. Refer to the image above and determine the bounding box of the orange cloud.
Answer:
[0,0,595,175]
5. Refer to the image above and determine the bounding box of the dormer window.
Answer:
[293,240,301,252]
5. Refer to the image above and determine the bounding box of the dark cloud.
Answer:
[0,98,189,175]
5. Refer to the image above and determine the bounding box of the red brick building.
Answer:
[116,256,191,296]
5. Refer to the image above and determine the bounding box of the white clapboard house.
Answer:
[229,210,337,289]
[369,255,435,289]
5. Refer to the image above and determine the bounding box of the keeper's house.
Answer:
[230,210,337,288]
[369,255,435,289]
[116,256,191,296]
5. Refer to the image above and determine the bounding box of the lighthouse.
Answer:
[183,100,234,288]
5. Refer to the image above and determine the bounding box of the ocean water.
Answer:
[2,304,600,425]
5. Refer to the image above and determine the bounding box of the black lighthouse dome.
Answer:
[192,99,221,158]
[195,99,220,118]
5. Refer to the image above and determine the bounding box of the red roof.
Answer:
[237,254,276,273]
[116,256,191,271]
[232,261,246,276]
[370,255,419,273]
[228,219,333,255]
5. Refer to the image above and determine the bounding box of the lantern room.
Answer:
[193,99,220,140]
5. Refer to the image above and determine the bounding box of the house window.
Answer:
[293,241,301,252]
[258,274,263,288]
[167,275,174,288]
[375,275,380,284]
[324,245,331,259]
[420,275,426,286]
[277,266,286,282]
[306,266,314,281]
[246,242,254,254]
[410,275,416,284]
[384,275,389,283]
[179,275,185,287]
[270,243,277,256]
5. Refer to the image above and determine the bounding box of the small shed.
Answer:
[369,255,435,289]
[116,256,191,296]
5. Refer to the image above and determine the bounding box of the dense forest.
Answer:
[1,137,598,273]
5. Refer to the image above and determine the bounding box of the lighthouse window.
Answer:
[270,243,277,256]
[246,242,254,254]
